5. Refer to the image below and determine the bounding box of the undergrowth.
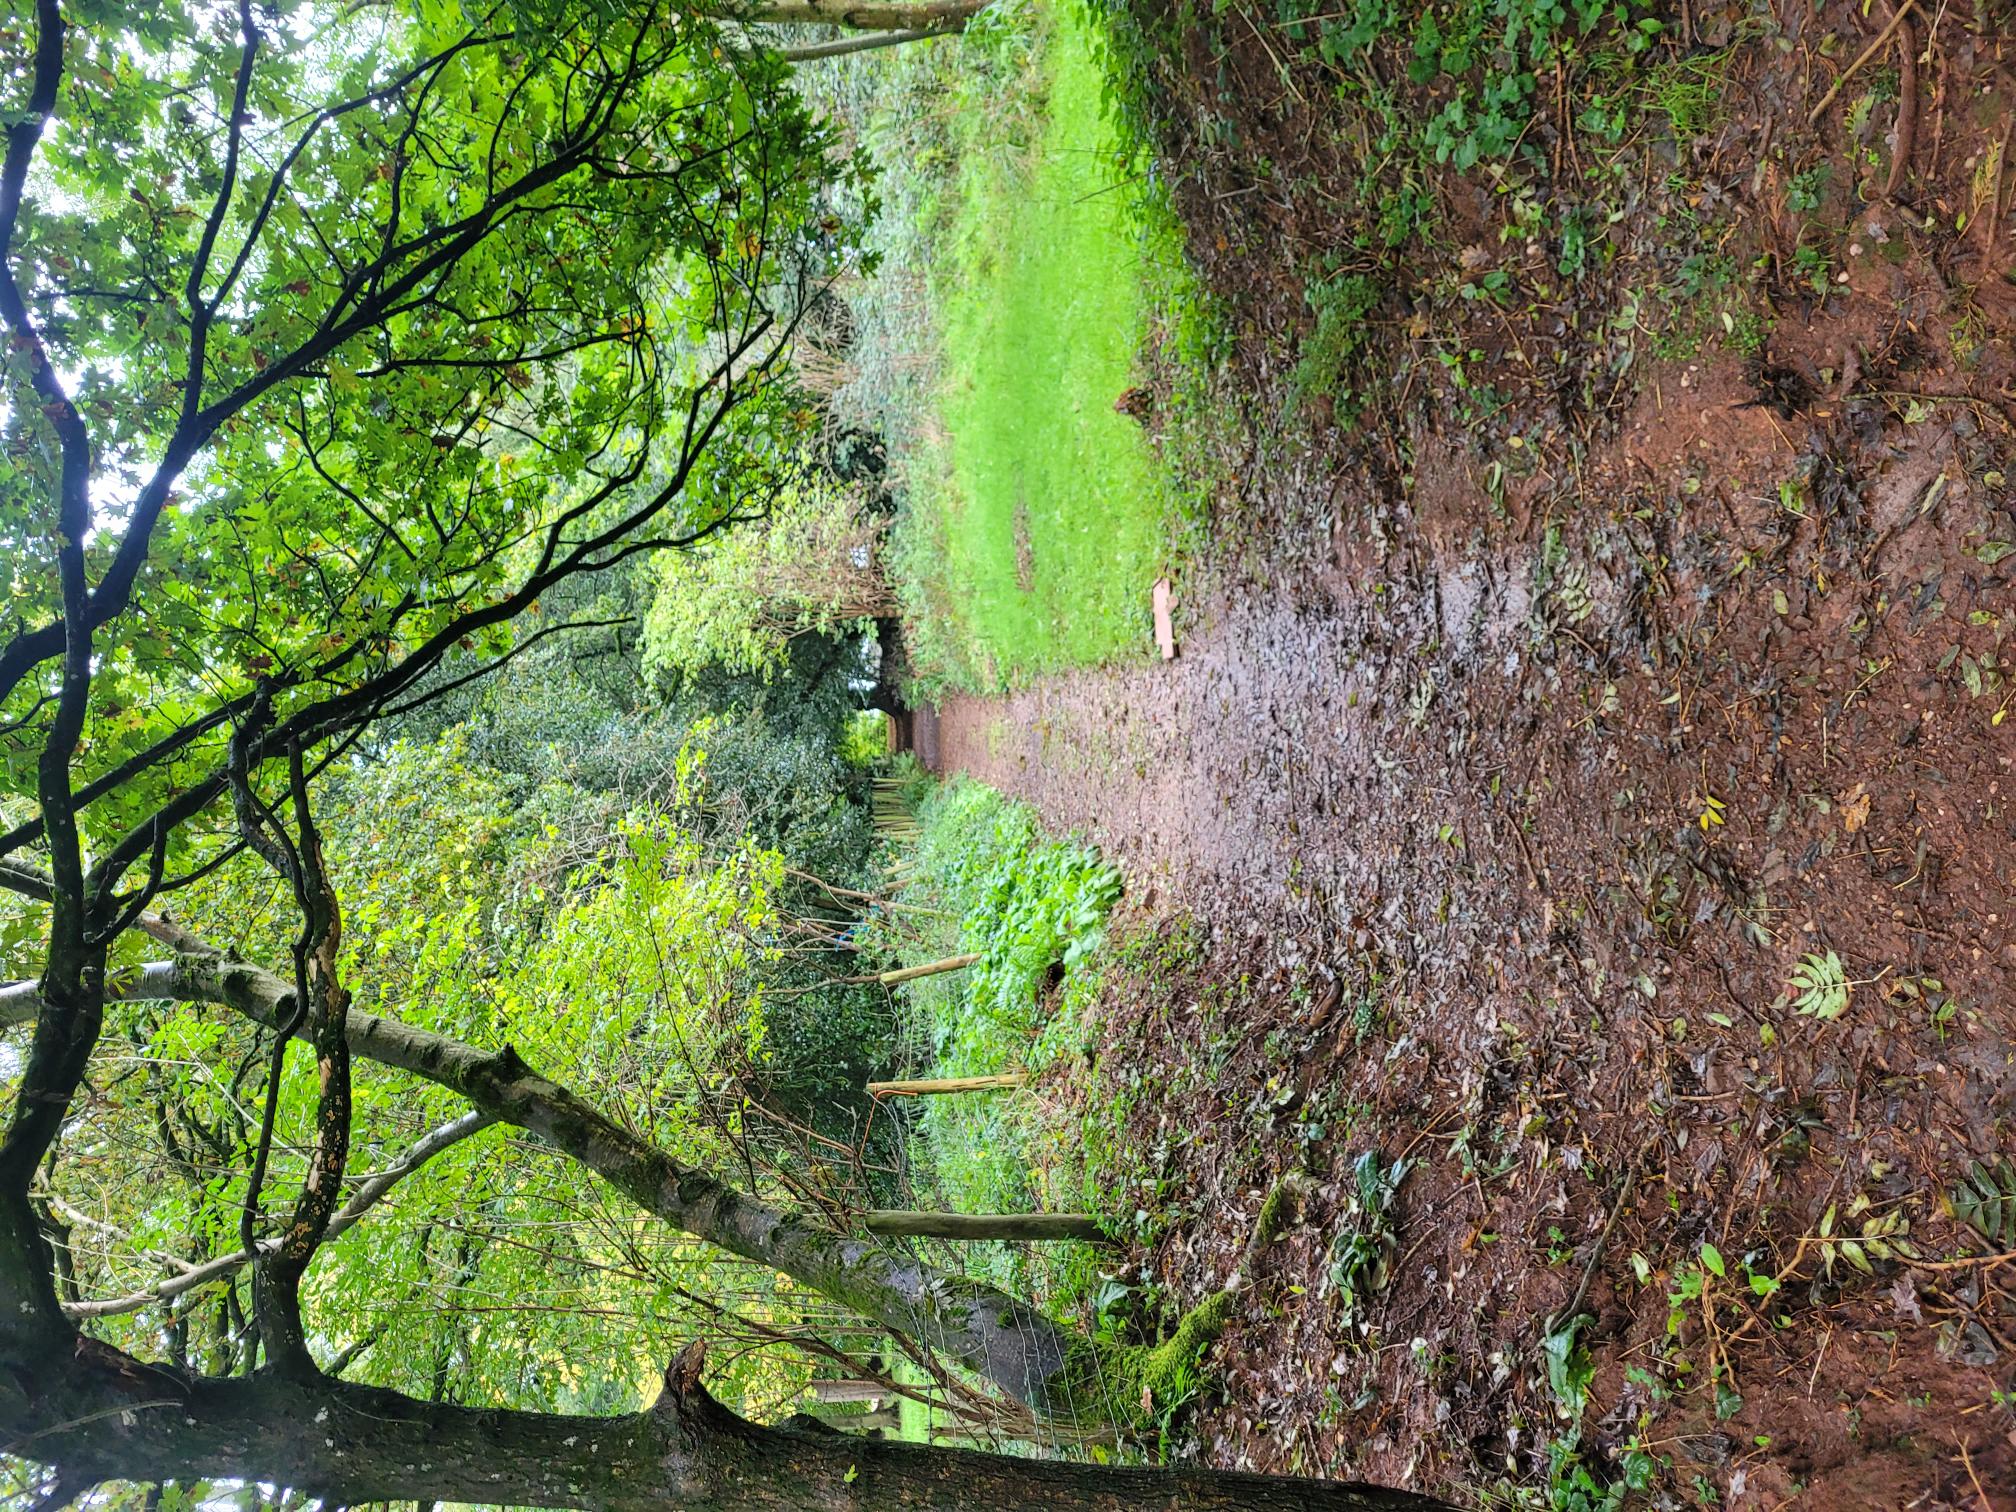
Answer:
[866,787,1250,1441]
[1089,0,1782,430]
[863,776,1121,1302]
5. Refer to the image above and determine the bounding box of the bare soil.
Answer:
[921,3,2016,1506]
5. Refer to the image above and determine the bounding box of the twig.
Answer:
[1808,0,1919,126]
[1884,0,1918,197]
[2,1400,182,1452]
[1957,1435,1999,1512]
[1902,1249,2016,1272]
[1982,118,2012,261]
[1544,1148,1647,1334]
[782,867,947,917]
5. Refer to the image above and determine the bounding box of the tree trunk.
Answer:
[866,1211,1106,1243]
[866,1070,1025,1097]
[1,1316,1452,1512]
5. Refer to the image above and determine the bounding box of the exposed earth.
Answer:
[921,2,2016,1505]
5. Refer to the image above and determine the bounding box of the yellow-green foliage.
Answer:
[102,729,802,1420]
[642,472,895,683]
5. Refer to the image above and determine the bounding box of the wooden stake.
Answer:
[808,1379,888,1404]
[864,1210,1106,1243]
[871,952,979,986]
[866,1069,1026,1098]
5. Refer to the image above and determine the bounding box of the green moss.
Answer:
[1043,1288,1236,1430]
[1249,1178,1294,1251]
[1039,1177,1301,1429]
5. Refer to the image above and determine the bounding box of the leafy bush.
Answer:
[838,709,891,767]
[642,472,897,684]
[1290,268,1382,410]
[1269,0,1662,169]
[878,779,1120,1064]
[1325,1150,1411,1324]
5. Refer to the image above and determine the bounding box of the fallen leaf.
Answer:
[1840,783,1870,834]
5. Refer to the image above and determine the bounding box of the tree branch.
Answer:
[25,943,1081,1415]
[57,1110,493,1321]
[2,1329,1444,1511]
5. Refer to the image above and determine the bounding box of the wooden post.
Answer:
[873,952,979,986]
[802,1403,901,1433]
[866,1070,1026,1098]
[864,1210,1106,1243]
[809,1380,887,1404]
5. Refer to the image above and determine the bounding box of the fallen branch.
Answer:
[1808,0,1918,126]
[1544,1149,1647,1336]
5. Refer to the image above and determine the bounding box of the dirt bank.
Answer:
[925,4,2016,1502]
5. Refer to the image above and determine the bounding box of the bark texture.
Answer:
[1,1311,1450,1511]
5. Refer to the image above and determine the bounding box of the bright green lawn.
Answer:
[903,3,1174,690]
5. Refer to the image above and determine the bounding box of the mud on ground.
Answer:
[926,3,2016,1506]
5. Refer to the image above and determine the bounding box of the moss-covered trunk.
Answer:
[2,1283,1450,1512]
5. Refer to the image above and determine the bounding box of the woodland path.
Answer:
[920,324,2016,1505]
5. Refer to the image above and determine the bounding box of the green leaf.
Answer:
[1541,1315,1595,1418]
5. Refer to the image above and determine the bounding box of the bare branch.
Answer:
[763,25,963,62]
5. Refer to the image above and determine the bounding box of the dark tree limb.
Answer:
[0,1322,1449,1511]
